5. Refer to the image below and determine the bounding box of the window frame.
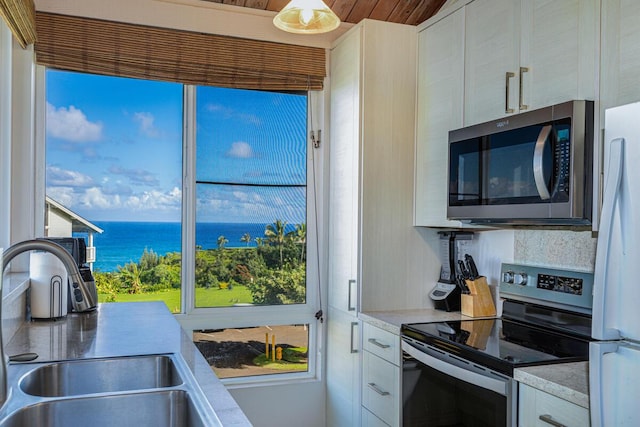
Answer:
[37,73,324,386]
[177,85,321,384]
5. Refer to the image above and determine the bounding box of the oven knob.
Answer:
[514,273,528,286]
[502,271,514,284]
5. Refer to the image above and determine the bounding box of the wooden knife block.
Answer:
[461,276,497,318]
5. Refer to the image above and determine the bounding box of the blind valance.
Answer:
[35,12,326,91]
[0,0,37,48]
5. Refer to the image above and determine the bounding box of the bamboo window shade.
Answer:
[0,0,37,48]
[34,12,326,91]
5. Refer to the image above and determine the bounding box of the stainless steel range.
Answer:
[401,263,593,427]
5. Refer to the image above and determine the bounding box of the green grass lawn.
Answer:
[99,285,254,313]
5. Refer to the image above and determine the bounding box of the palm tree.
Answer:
[294,222,307,263]
[217,235,228,249]
[240,232,251,246]
[118,262,143,294]
[265,219,288,267]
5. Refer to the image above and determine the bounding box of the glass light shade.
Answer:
[273,0,341,34]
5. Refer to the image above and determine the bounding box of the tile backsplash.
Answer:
[514,229,597,272]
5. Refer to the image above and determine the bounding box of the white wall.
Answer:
[0,20,38,271]
[34,0,351,49]
[0,21,12,250]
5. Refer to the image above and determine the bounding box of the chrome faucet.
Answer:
[0,239,98,407]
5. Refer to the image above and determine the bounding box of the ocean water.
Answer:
[88,221,289,272]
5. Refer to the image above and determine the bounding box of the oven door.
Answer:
[402,338,517,427]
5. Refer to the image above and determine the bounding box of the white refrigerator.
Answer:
[590,101,640,426]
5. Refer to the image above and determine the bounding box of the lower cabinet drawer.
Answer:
[362,351,400,427]
[519,383,590,427]
[362,407,390,427]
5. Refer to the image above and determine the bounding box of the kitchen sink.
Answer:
[19,354,183,397]
[0,353,222,427]
[0,390,206,427]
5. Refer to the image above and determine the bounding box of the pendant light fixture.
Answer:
[273,0,340,34]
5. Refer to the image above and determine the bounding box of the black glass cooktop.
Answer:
[401,315,590,376]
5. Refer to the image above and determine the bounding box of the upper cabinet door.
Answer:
[464,0,520,126]
[521,0,598,111]
[328,28,361,312]
[600,0,640,114]
[415,8,465,227]
[464,0,598,127]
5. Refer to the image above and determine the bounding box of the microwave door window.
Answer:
[486,125,552,205]
[450,138,482,205]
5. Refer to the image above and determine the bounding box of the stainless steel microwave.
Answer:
[447,100,594,225]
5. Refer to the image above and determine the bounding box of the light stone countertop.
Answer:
[5,301,252,426]
[360,309,590,409]
[514,362,590,409]
[359,308,485,334]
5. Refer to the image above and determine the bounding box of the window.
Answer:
[194,87,308,308]
[44,70,320,382]
[45,70,183,309]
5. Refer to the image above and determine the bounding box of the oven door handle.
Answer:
[402,341,508,396]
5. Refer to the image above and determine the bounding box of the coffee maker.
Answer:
[429,231,474,311]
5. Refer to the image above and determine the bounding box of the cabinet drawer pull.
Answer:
[539,414,567,427]
[519,66,529,110]
[368,338,390,349]
[348,279,357,311]
[350,322,359,354]
[367,382,390,396]
[505,71,515,113]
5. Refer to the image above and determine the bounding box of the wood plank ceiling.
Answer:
[203,0,448,26]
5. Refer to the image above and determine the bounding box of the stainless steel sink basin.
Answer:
[19,354,183,397]
[0,353,222,427]
[0,390,206,427]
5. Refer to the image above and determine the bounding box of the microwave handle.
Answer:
[533,125,553,200]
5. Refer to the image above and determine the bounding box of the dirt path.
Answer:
[193,324,308,378]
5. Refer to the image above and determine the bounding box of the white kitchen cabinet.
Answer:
[327,19,418,427]
[362,408,389,427]
[414,7,466,228]
[326,307,360,426]
[361,323,401,427]
[518,383,590,427]
[464,0,598,126]
[600,0,640,115]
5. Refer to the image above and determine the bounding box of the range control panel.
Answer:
[500,263,593,311]
[536,273,583,295]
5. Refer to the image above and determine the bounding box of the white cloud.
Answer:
[82,187,119,209]
[46,166,95,187]
[226,141,254,158]
[133,112,159,138]
[46,186,76,207]
[205,103,262,125]
[46,103,103,142]
[124,187,182,211]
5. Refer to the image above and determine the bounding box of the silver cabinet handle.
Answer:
[539,414,567,427]
[368,338,390,349]
[505,71,515,113]
[350,322,359,354]
[347,279,356,311]
[533,124,553,200]
[519,67,529,110]
[367,382,390,396]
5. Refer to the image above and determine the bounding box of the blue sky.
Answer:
[46,70,307,223]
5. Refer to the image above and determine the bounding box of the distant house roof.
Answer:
[45,196,104,234]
